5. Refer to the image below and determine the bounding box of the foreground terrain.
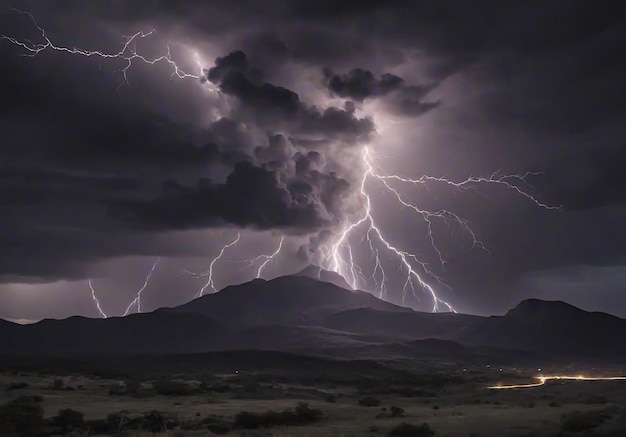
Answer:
[2,274,625,435]
[1,352,625,436]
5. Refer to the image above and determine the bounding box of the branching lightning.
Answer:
[185,233,241,297]
[241,236,285,279]
[2,9,559,314]
[0,7,206,90]
[488,375,626,390]
[322,147,559,312]
[86,258,161,317]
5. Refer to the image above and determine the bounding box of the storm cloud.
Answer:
[0,0,625,320]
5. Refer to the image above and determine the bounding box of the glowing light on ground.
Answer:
[488,375,626,390]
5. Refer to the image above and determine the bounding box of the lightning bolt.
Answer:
[323,146,558,313]
[87,279,108,319]
[0,8,207,90]
[2,9,559,314]
[241,236,285,279]
[122,258,161,316]
[185,233,241,297]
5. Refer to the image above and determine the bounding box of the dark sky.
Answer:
[1,0,625,322]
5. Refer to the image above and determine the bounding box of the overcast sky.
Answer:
[1,0,625,322]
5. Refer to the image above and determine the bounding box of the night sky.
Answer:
[1,1,625,322]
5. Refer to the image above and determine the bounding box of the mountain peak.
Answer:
[293,265,352,290]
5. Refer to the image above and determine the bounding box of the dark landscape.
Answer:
[2,273,625,436]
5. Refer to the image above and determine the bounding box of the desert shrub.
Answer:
[6,382,28,391]
[549,400,561,407]
[105,412,129,434]
[234,402,323,429]
[142,410,167,433]
[0,395,45,436]
[153,379,193,396]
[86,418,108,435]
[561,409,614,432]
[234,411,263,429]
[53,378,64,389]
[323,393,337,403]
[432,405,440,410]
[389,422,435,437]
[359,396,381,407]
[390,406,405,417]
[52,408,86,434]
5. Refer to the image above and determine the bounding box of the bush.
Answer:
[234,402,323,429]
[53,379,64,389]
[389,422,435,437]
[143,410,167,434]
[561,409,614,432]
[390,406,405,417]
[359,396,381,407]
[6,382,28,391]
[106,412,129,434]
[52,408,86,433]
[0,396,45,436]
[153,379,194,396]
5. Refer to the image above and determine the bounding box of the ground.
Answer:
[1,356,625,436]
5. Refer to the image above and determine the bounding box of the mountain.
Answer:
[0,311,235,355]
[449,299,626,358]
[1,276,624,360]
[172,275,406,327]
[323,307,480,339]
[293,265,353,290]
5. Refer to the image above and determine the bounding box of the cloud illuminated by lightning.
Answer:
[2,9,559,315]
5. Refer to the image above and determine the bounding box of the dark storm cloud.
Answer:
[205,51,375,142]
[322,68,404,101]
[119,161,347,232]
[110,51,369,232]
[322,68,440,117]
[1,0,626,318]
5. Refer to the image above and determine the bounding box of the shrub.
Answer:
[234,402,323,429]
[105,412,129,434]
[6,382,28,391]
[53,379,64,389]
[153,379,193,396]
[52,408,86,433]
[359,396,381,407]
[389,422,435,437]
[143,411,167,434]
[0,396,45,436]
[561,409,614,432]
[390,406,405,417]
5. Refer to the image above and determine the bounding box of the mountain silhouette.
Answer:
[1,278,624,360]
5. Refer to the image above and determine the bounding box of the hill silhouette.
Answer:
[1,277,624,360]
